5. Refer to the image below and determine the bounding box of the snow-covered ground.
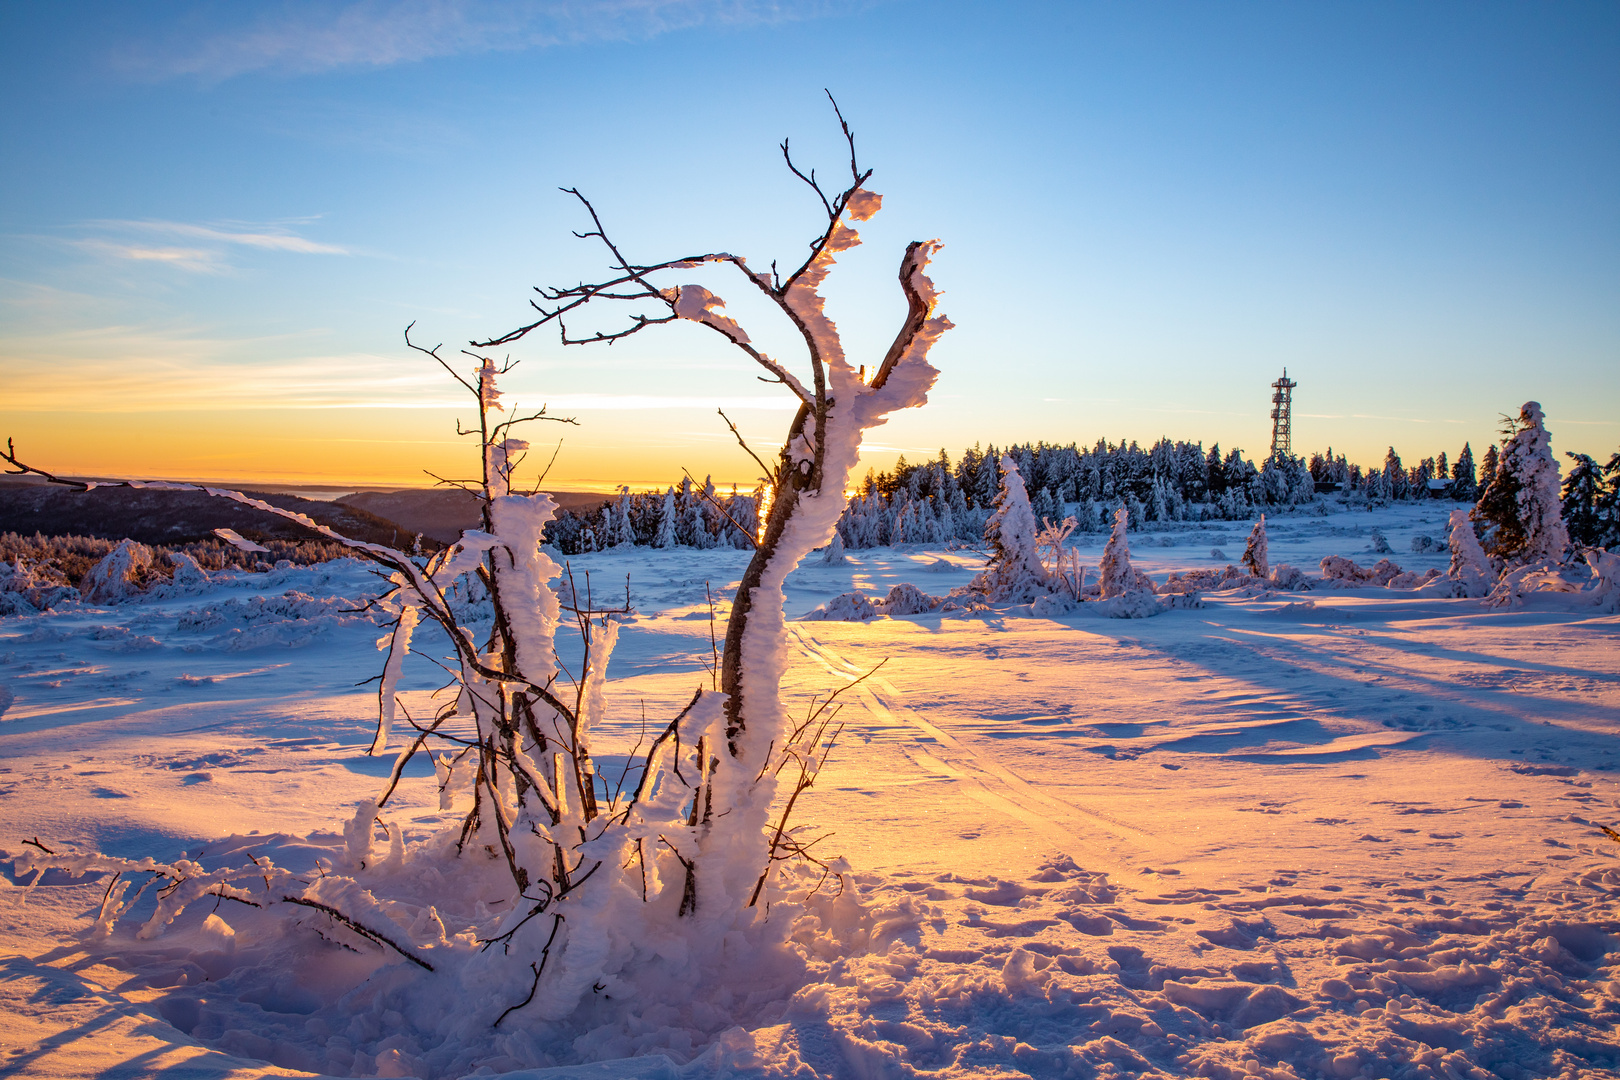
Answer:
[3,502,1617,1080]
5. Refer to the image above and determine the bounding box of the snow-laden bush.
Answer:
[1030,592,1080,618]
[0,557,78,613]
[804,590,881,621]
[1268,564,1307,591]
[878,581,939,616]
[80,538,156,605]
[1319,555,1403,587]
[1161,565,1256,594]
[1385,569,1439,590]
[1583,547,1620,613]
[1444,509,1494,598]
[168,550,211,588]
[1487,545,1620,611]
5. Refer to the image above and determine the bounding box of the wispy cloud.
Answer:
[0,318,801,413]
[109,220,349,255]
[66,219,347,274]
[69,240,225,274]
[122,0,851,82]
[543,393,796,412]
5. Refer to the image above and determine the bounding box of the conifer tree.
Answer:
[1098,507,1136,598]
[1242,514,1269,578]
[1205,443,1226,497]
[1473,402,1569,564]
[654,487,678,549]
[1384,448,1407,500]
[1446,508,1494,597]
[1480,443,1500,488]
[1598,451,1620,549]
[1452,443,1476,501]
[977,453,1047,601]
[973,447,1001,509]
[1562,452,1605,547]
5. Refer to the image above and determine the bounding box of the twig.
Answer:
[681,467,760,550]
[493,914,564,1027]
[281,897,434,971]
[717,409,776,484]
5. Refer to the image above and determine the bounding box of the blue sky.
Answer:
[2,1,1616,489]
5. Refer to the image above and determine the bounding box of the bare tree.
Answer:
[6,99,950,1036]
[475,94,951,764]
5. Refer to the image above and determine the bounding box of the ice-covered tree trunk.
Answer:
[468,103,951,931]
[708,236,948,912]
[1242,514,1269,579]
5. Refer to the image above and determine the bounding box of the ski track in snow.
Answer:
[1,502,1618,1079]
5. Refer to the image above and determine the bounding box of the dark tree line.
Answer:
[541,434,1620,555]
[1561,450,1620,549]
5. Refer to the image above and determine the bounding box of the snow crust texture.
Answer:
[2,503,1618,1080]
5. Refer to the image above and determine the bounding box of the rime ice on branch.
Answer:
[5,101,951,1039]
[476,96,951,774]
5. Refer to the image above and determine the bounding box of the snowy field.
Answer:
[2,501,1618,1080]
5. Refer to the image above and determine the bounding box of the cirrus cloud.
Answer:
[65,219,348,274]
[122,0,858,82]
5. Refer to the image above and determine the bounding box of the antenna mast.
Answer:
[1270,369,1297,458]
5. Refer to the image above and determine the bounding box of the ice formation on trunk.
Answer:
[1241,514,1269,579]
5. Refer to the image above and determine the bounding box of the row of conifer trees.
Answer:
[539,433,1620,556]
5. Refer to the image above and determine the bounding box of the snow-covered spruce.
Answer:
[1241,514,1269,579]
[821,531,849,565]
[1096,507,1162,618]
[1474,401,1570,565]
[972,453,1048,603]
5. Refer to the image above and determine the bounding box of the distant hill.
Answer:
[0,478,421,550]
[337,488,609,545]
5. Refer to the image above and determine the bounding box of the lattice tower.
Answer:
[1270,369,1297,458]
